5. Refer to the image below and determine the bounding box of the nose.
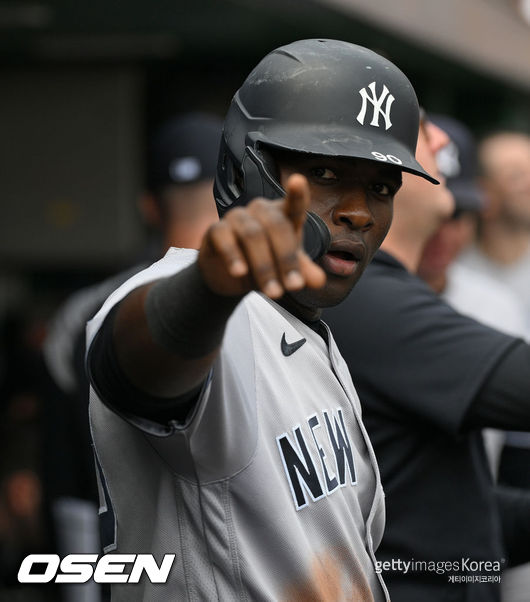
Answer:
[331,188,374,231]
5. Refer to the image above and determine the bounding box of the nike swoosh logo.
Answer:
[281,333,307,356]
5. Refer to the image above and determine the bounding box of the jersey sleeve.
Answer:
[325,261,521,435]
[86,247,205,435]
[87,247,260,480]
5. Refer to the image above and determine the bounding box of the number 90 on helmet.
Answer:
[214,38,437,216]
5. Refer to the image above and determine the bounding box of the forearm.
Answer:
[464,341,530,431]
[112,261,241,398]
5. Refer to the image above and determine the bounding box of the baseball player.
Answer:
[87,39,436,601]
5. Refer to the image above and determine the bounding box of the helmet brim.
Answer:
[250,124,439,185]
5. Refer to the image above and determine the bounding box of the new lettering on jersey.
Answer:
[324,409,357,486]
[277,408,357,510]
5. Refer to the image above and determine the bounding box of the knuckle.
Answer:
[280,250,299,267]
[211,219,227,231]
[216,238,237,256]
[252,262,276,281]
[248,197,270,211]
[225,207,246,223]
[209,220,230,241]
[241,221,263,240]
[264,209,288,228]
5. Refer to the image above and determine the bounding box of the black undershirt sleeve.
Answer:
[145,261,241,358]
[464,341,530,430]
[87,305,202,424]
[496,484,530,566]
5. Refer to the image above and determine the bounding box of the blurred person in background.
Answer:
[417,114,526,476]
[39,112,222,602]
[418,115,526,339]
[459,131,530,337]
[140,112,222,255]
[324,113,530,602]
[417,115,530,602]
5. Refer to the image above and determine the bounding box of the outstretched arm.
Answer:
[92,175,325,407]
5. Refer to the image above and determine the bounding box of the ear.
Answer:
[138,193,163,228]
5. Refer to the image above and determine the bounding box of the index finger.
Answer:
[283,173,310,237]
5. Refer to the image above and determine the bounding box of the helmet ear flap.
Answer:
[241,145,284,202]
[255,146,280,184]
[214,136,285,216]
[214,137,244,216]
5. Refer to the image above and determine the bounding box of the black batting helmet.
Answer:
[214,38,437,216]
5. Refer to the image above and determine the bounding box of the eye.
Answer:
[371,183,390,195]
[370,181,400,197]
[310,167,338,181]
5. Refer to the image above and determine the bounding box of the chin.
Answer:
[309,277,359,310]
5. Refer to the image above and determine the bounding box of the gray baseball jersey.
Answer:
[88,248,388,602]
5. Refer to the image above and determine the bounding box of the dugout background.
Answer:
[0,0,529,299]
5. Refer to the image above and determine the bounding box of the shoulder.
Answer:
[358,251,430,299]
[325,251,517,375]
[327,252,439,329]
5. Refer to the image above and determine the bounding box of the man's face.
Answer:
[480,135,530,227]
[395,121,454,231]
[274,150,402,309]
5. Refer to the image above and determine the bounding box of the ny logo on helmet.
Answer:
[356,82,395,130]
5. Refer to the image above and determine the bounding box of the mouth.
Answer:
[320,240,366,277]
